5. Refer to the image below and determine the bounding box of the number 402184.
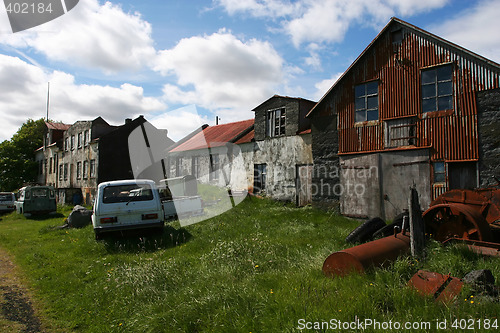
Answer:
[452,318,498,330]
[6,2,53,14]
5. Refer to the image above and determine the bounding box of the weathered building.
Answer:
[307,17,500,219]
[168,119,255,191]
[169,95,316,205]
[252,95,315,205]
[36,115,173,205]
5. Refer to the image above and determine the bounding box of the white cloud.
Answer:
[313,72,344,101]
[149,105,210,142]
[216,0,449,47]
[0,0,156,74]
[0,54,165,142]
[154,29,284,111]
[430,0,500,63]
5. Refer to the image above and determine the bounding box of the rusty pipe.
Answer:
[323,233,411,278]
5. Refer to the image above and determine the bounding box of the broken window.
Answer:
[266,108,286,137]
[83,160,88,179]
[254,164,267,194]
[76,162,82,179]
[385,117,416,148]
[355,81,379,122]
[64,164,68,181]
[421,64,453,113]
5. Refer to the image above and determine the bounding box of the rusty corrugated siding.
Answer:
[334,22,500,162]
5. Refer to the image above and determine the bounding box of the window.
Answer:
[77,133,83,148]
[210,155,220,181]
[63,164,68,181]
[84,130,90,146]
[191,156,200,178]
[102,184,153,204]
[71,135,75,150]
[385,117,416,148]
[433,162,445,183]
[90,160,96,178]
[83,161,88,179]
[76,162,82,179]
[64,137,69,151]
[421,64,453,113]
[49,158,53,174]
[254,164,267,194]
[59,165,63,181]
[175,157,182,177]
[266,108,286,137]
[355,81,379,122]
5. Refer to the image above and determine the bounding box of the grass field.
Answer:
[0,197,499,332]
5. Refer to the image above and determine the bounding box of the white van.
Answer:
[92,179,164,239]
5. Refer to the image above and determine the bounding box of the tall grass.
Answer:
[0,197,499,332]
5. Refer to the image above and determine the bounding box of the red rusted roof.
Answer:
[170,119,254,152]
[45,121,71,131]
[234,128,254,144]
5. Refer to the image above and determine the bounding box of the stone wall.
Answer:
[477,88,500,187]
[310,113,340,211]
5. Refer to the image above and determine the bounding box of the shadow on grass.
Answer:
[25,212,65,220]
[100,225,192,254]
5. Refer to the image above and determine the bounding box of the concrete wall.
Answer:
[339,149,431,220]
[477,87,500,187]
[253,133,312,201]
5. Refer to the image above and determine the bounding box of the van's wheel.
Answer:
[345,217,386,244]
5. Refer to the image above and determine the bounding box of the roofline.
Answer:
[252,94,316,111]
[306,16,500,118]
[167,124,209,152]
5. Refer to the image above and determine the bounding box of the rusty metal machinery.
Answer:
[423,188,500,243]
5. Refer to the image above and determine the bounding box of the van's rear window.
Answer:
[0,194,13,201]
[32,188,48,197]
[102,184,154,203]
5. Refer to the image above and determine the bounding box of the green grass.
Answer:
[0,197,499,332]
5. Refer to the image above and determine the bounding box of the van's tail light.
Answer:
[100,217,117,224]
[142,213,158,220]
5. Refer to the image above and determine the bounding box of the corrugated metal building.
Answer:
[307,17,500,219]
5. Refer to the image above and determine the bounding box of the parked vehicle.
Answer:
[15,186,57,215]
[0,192,16,212]
[159,175,204,220]
[92,179,164,239]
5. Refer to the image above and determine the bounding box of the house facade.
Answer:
[307,17,500,219]
[36,116,173,205]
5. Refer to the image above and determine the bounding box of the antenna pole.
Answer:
[46,82,50,121]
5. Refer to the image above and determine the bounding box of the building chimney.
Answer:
[125,118,132,124]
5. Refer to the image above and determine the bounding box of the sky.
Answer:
[0,0,499,143]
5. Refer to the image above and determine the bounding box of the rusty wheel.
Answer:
[423,203,491,243]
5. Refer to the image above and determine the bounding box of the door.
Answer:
[296,164,312,206]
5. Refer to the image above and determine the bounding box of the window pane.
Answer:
[437,65,452,81]
[355,110,366,122]
[438,81,452,95]
[367,110,378,121]
[355,85,365,98]
[438,96,452,110]
[422,98,436,113]
[422,84,436,98]
[366,81,378,95]
[355,97,365,110]
[367,96,378,109]
[422,69,436,84]
[434,162,445,173]
[435,173,446,182]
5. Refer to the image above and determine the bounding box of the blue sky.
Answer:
[0,0,499,142]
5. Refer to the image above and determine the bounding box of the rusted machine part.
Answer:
[322,233,410,278]
[422,203,492,243]
[431,189,500,227]
[408,270,464,303]
[442,238,500,258]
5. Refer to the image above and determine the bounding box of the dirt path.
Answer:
[0,247,43,333]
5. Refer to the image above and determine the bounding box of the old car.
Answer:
[0,192,16,212]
